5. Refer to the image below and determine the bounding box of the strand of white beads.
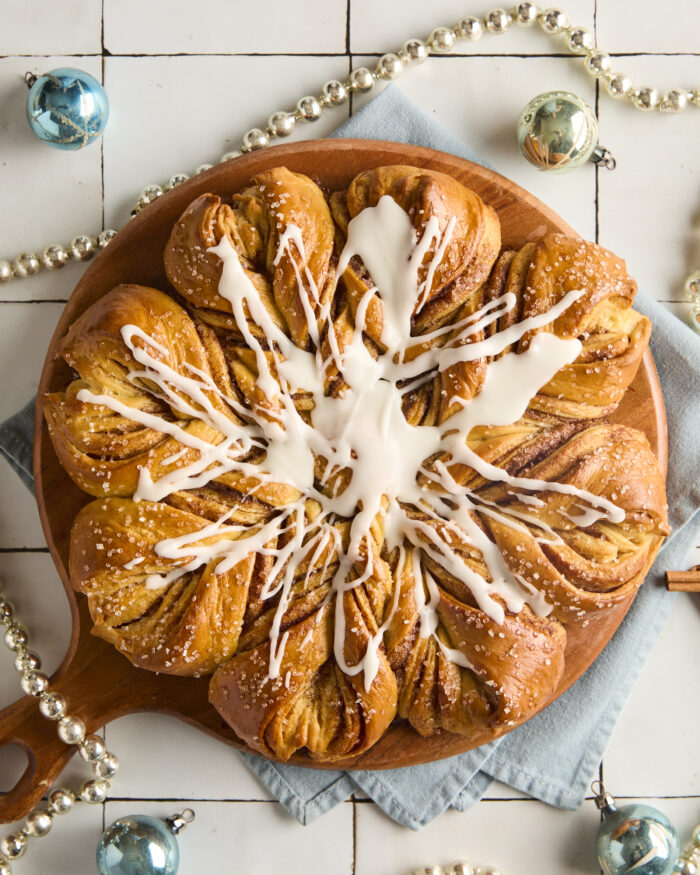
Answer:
[0,586,119,874]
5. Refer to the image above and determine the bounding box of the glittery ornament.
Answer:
[25,67,109,150]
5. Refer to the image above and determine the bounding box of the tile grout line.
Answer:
[100,0,106,235]
[4,50,700,60]
[94,793,700,803]
[346,0,353,118]
[0,299,69,305]
[0,547,50,554]
[352,799,357,875]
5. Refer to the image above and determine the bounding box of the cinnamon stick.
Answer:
[666,566,700,592]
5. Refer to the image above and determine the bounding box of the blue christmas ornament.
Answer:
[97,810,194,875]
[594,784,680,875]
[25,67,109,150]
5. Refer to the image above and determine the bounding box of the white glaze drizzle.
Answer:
[79,194,625,692]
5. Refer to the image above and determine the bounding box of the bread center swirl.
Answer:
[75,195,623,691]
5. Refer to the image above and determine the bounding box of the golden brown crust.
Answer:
[164,167,337,349]
[330,164,501,347]
[45,164,667,764]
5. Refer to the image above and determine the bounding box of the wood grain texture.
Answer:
[0,139,668,823]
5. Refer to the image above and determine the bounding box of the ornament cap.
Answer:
[590,145,617,170]
[591,780,617,815]
[165,808,195,835]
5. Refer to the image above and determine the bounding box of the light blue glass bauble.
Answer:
[97,815,179,875]
[596,798,680,875]
[26,67,109,150]
[516,90,599,172]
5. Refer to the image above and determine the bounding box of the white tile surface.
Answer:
[104,799,354,874]
[0,1,101,56]
[0,57,105,302]
[102,54,351,226]
[0,303,63,421]
[0,459,46,548]
[598,54,700,302]
[604,593,700,797]
[598,0,700,54]
[106,712,274,801]
[355,798,602,875]
[104,0,347,55]
[0,2,699,874]
[0,552,72,712]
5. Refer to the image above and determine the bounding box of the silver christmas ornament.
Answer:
[48,788,75,814]
[428,26,456,53]
[456,16,483,40]
[24,809,53,837]
[25,67,109,150]
[57,714,86,744]
[376,52,404,80]
[514,3,540,27]
[241,127,269,151]
[516,90,616,172]
[593,784,680,875]
[96,810,194,875]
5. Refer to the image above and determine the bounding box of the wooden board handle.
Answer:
[0,607,152,823]
[0,692,81,823]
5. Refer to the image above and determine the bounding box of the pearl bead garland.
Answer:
[408,863,501,875]
[1,5,698,289]
[684,270,700,333]
[0,587,119,873]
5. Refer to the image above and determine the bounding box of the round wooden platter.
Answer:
[0,139,667,823]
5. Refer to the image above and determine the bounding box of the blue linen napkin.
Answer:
[1,86,698,829]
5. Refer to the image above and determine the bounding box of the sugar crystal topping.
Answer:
[77,195,624,690]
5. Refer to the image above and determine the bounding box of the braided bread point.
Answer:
[209,521,399,762]
[488,235,651,419]
[70,497,257,675]
[385,544,567,738]
[329,164,501,346]
[44,284,236,497]
[164,166,337,349]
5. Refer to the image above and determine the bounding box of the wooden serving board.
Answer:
[0,140,667,824]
